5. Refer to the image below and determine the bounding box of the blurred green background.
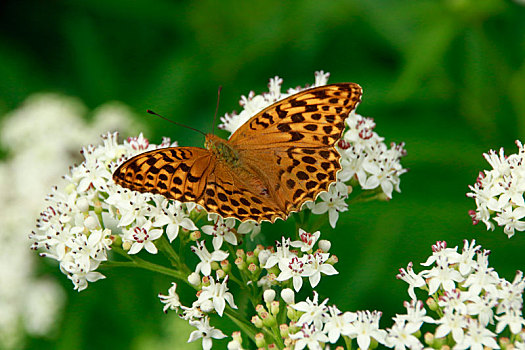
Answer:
[1,0,525,348]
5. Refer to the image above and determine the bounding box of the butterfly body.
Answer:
[113,83,362,223]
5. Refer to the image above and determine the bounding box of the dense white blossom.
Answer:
[219,71,406,228]
[468,140,525,237]
[1,93,138,348]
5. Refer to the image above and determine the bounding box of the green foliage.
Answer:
[3,0,524,348]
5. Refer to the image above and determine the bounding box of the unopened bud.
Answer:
[263,289,276,303]
[281,288,295,304]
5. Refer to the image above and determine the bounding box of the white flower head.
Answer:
[187,316,226,350]
[202,216,237,250]
[122,219,163,255]
[197,275,237,317]
[291,291,329,329]
[291,229,321,252]
[467,140,525,238]
[192,240,229,276]
[158,282,181,313]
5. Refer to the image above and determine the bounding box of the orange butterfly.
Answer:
[113,83,362,223]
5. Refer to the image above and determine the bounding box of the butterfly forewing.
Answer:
[113,147,215,203]
[113,83,362,223]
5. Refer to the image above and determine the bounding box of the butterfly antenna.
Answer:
[146,110,206,136]
[212,86,222,135]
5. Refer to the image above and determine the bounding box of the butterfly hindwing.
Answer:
[201,162,285,222]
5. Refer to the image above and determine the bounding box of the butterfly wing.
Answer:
[113,146,285,222]
[228,83,362,215]
[203,161,286,222]
[113,147,215,203]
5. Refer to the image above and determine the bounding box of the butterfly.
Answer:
[113,83,362,223]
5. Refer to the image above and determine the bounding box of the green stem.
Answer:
[157,234,186,270]
[343,335,353,349]
[108,246,191,286]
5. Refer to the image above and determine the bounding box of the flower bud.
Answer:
[189,231,201,241]
[200,299,214,313]
[327,254,338,264]
[279,324,289,338]
[251,316,263,328]
[236,249,245,259]
[246,251,257,264]
[258,250,271,266]
[220,259,231,273]
[270,301,280,315]
[93,199,102,215]
[216,269,226,279]
[187,272,200,286]
[122,240,132,251]
[281,288,295,304]
[84,216,99,230]
[76,197,90,212]
[234,257,246,270]
[426,297,438,311]
[318,239,331,252]
[255,333,266,348]
[211,261,220,271]
[263,289,276,303]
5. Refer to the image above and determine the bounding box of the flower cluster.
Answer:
[157,229,340,350]
[29,73,410,349]
[468,140,525,238]
[396,240,525,349]
[30,132,198,291]
[221,71,407,227]
[0,93,138,349]
[231,240,525,349]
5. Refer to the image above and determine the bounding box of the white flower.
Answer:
[303,252,338,288]
[396,262,426,300]
[158,282,181,313]
[60,255,105,292]
[192,241,229,276]
[309,181,348,228]
[264,237,295,269]
[122,220,163,255]
[434,311,468,343]
[276,256,306,292]
[237,220,261,239]
[289,323,329,350]
[347,310,387,350]
[497,270,525,314]
[187,316,226,350]
[197,276,237,317]
[323,305,356,343]
[466,293,497,327]
[153,200,198,242]
[291,229,320,252]
[292,292,329,329]
[385,319,423,350]
[454,319,500,350]
[421,256,464,294]
[494,205,525,238]
[457,239,481,275]
[495,309,525,334]
[113,191,153,227]
[395,300,434,330]
[202,216,237,250]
